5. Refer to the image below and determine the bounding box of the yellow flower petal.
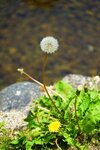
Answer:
[48,121,61,132]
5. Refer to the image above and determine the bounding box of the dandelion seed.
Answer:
[48,121,61,132]
[40,36,59,53]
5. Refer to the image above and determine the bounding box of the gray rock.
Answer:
[62,74,91,89]
[0,82,43,112]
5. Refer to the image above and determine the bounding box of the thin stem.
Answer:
[42,53,64,118]
[43,82,64,118]
[37,106,50,112]
[55,138,62,150]
[36,115,40,125]
[21,71,66,102]
[42,53,47,87]
[23,71,43,87]
[51,89,66,102]
[74,98,80,131]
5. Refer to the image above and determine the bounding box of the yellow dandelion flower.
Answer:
[48,121,61,132]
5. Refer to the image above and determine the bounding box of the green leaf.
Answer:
[10,139,19,144]
[31,128,41,137]
[90,90,99,100]
[81,117,95,134]
[89,100,100,122]
[62,133,76,146]
[27,121,39,128]
[24,113,34,122]
[43,133,56,145]
[25,141,34,150]
[75,142,87,150]
[0,121,5,128]
[33,138,43,145]
[54,81,73,99]
[81,100,100,133]
[79,94,90,115]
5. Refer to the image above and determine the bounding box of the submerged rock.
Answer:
[0,82,42,112]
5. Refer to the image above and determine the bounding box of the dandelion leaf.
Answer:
[54,81,73,99]
[81,100,100,133]
[25,141,34,150]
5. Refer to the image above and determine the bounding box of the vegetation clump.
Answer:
[0,80,100,150]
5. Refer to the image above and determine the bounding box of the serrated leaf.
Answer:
[79,95,90,115]
[31,128,41,137]
[25,141,34,150]
[54,81,73,99]
[81,100,100,134]
[33,138,43,145]
[63,133,76,146]
[10,139,19,144]
[24,113,34,122]
[90,90,99,99]
[27,121,38,128]
[88,100,100,122]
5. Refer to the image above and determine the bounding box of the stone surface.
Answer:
[62,74,100,90]
[62,74,91,89]
[0,82,43,112]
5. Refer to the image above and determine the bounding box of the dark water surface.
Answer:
[0,0,100,89]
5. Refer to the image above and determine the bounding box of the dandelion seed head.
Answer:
[40,36,59,53]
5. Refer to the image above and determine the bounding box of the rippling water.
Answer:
[0,0,100,89]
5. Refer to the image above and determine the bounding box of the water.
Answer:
[0,0,100,89]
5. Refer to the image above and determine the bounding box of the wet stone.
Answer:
[0,82,42,112]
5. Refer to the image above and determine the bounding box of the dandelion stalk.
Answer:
[17,68,65,102]
[55,138,62,150]
[74,97,80,131]
[42,53,64,118]
[42,53,47,86]
[40,36,64,117]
